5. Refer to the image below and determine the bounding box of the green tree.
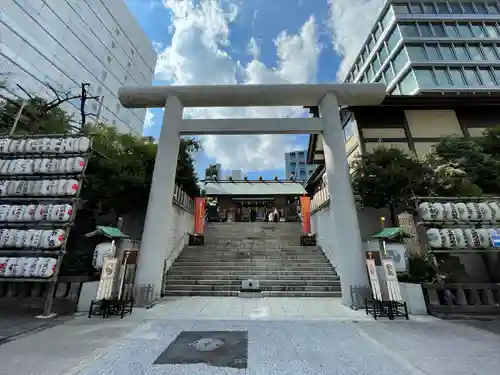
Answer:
[431,136,500,194]
[350,146,433,224]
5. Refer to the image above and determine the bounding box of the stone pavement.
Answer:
[0,297,498,375]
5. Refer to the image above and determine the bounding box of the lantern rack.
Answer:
[410,196,500,257]
[0,134,92,316]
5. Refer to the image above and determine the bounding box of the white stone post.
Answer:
[135,96,183,300]
[320,92,369,306]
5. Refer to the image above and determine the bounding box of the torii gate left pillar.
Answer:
[119,84,386,306]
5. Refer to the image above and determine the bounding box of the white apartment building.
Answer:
[0,0,157,135]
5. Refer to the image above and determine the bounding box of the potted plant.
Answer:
[258,176,263,181]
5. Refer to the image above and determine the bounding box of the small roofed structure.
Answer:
[203,179,306,222]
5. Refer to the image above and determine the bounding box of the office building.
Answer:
[0,0,157,135]
[205,163,222,180]
[285,150,317,181]
[343,0,500,96]
[227,169,243,180]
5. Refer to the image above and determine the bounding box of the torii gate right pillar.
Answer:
[320,93,369,306]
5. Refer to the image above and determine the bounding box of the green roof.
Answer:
[372,227,413,240]
[85,226,129,239]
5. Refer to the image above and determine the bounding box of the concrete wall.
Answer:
[311,202,390,270]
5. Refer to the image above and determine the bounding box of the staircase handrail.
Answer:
[161,231,190,296]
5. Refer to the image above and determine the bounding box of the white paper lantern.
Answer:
[40,258,57,278]
[7,159,18,175]
[0,138,11,153]
[477,229,493,248]
[0,205,10,221]
[29,230,43,248]
[4,258,19,277]
[42,205,54,221]
[426,228,443,248]
[14,230,26,248]
[463,228,481,248]
[76,137,90,152]
[22,258,38,277]
[92,242,115,270]
[451,229,467,248]
[487,202,500,222]
[0,257,9,276]
[0,180,9,196]
[455,202,469,221]
[8,140,20,153]
[33,205,45,221]
[63,138,76,153]
[0,229,9,247]
[45,229,65,248]
[466,203,483,221]
[440,229,457,248]
[14,257,28,277]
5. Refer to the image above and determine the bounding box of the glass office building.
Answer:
[285,150,317,182]
[344,0,500,95]
[0,0,157,135]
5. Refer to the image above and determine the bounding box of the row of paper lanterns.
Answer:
[0,157,86,175]
[419,201,500,222]
[0,204,73,222]
[0,137,90,154]
[0,257,57,278]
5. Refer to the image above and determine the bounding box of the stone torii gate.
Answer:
[118,84,386,306]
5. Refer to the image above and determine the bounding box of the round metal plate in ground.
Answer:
[192,338,225,352]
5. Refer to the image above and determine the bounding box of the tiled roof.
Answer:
[203,180,307,196]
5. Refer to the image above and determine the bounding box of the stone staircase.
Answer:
[163,222,341,297]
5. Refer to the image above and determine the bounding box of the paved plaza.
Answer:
[0,297,499,375]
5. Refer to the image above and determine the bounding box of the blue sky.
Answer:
[125,0,380,179]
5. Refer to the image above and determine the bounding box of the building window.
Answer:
[107,55,112,63]
[383,63,395,83]
[462,2,475,14]
[454,44,470,60]
[393,48,408,74]
[92,102,98,111]
[457,22,473,37]
[436,2,450,14]
[478,68,496,86]
[400,22,419,37]
[399,71,418,94]
[111,41,116,48]
[468,44,484,61]
[410,3,423,14]
[101,70,108,80]
[449,2,462,14]
[425,44,441,60]
[440,44,455,60]
[414,68,435,87]
[464,68,481,86]
[482,44,498,60]
[422,2,437,14]
[393,4,409,13]
[485,23,500,37]
[449,68,466,86]
[471,23,487,37]
[487,3,500,13]
[494,68,500,83]
[475,3,488,13]
[445,22,459,37]
[387,26,401,51]
[374,24,382,39]
[381,7,394,30]
[373,54,381,73]
[127,61,132,68]
[97,86,103,94]
[434,67,451,87]
[419,22,433,37]
[431,22,447,37]
[379,43,389,63]
[124,75,129,81]
[112,119,117,126]
[406,44,425,60]
[343,120,355,141]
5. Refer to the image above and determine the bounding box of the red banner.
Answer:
[193,197,206,234]
[299,196,311,233]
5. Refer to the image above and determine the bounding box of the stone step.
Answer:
[169,265,335,272]
[184,248,325,253]
[167,270,338,280]
[164,279,340,286]
[176,257,329,263]
[163,290,342,297]
[163,284,341,292]
[165,274,339,281]
[171,261,332,267]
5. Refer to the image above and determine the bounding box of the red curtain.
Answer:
[299,196,311,233]
[193,197,206,234]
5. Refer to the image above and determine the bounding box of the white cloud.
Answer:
[154,0,320,171]
[143,109,155,129]
[328,0,385,81]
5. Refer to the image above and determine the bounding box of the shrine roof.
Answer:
[203,180,307,196]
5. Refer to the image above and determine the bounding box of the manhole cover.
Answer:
[192,337,225,351]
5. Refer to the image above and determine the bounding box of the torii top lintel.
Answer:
[118,83,386,109]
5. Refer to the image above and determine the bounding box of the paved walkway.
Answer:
[0,297,498,375]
